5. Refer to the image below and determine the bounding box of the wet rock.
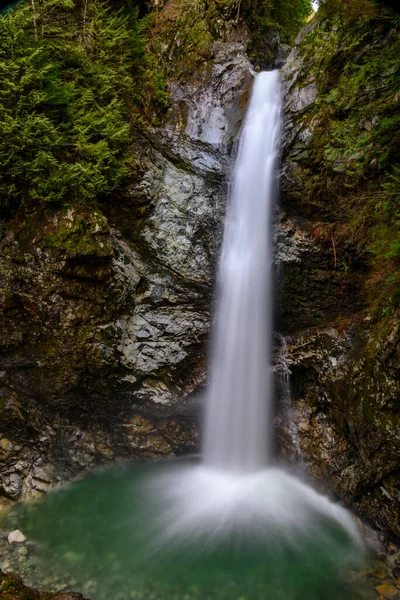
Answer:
[276,12,400,544]
[1,472,22,499]
[375,584,400,599]
[275,214,363,332]
[275,312,400,540]
[168,42,253,150]
[136,147,223,282]
[0,569,88,598]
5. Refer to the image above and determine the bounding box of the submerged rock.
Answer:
[0,569,88,599]
[375,584,400,599]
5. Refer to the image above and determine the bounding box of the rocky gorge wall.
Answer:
[0,31,254,503]
[278,8,400,543]
[1,0,400,551]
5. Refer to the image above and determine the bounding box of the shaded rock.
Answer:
[276,312,400,541]
[278,14,400,544]
[275,214,363,332]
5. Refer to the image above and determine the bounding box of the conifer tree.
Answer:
[0,0,165,217]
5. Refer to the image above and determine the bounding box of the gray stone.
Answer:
[169,42,253,151]
[8,529,27,543]
[1,559,11,571]
[0,39,251,504]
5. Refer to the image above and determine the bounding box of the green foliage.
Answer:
[0,0,167,217]
[372,166,400,259]
[292,0,400,304]
[149,0,312,79]
[233,0,314,36]
[240,0,312,61]
[273,0,313,40]
[299,5,399,234]
[149,0,215,80]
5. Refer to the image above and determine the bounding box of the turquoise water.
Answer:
[2,461,372,600]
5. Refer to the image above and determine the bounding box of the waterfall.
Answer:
[3,72,368,600]
[204,70,280,472]
[144,72,362,553]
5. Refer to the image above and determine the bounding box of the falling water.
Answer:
[140,71,362,550]
[204,70,280,472]
[276,334,303,462]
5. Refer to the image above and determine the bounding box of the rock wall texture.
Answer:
[1,0,399,554]
[0,39,253,503]
[278,12,400,542]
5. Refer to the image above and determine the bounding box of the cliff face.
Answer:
[0,29,254,502]
[1,0,400,549]
[279,7,400,541]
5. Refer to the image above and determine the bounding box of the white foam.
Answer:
[144,466,362,551]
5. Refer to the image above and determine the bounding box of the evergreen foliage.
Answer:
[241,0,312,45]
[0,0,166,218]
[298,0,400,304]
[149,0,312,79]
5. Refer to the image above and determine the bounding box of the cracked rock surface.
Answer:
[0,42,252,504]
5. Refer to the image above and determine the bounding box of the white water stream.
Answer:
[0,70,369,600]
[203,70,280,472]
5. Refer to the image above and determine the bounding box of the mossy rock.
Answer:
[0,570,87,599]
[42,209,113,259]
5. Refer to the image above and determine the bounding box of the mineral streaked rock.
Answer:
[168,42,253,150]
[139,150,222,281]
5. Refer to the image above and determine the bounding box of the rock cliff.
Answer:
[1,0,399,553]
[278,7,400,542]
[0,35,253,503]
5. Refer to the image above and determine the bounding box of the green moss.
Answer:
[0,570,57,599]
[148,0,311,81]
[242,0,312,62]
[290,3,400,308]
[42,209,113,259]
[148,0,215,81]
